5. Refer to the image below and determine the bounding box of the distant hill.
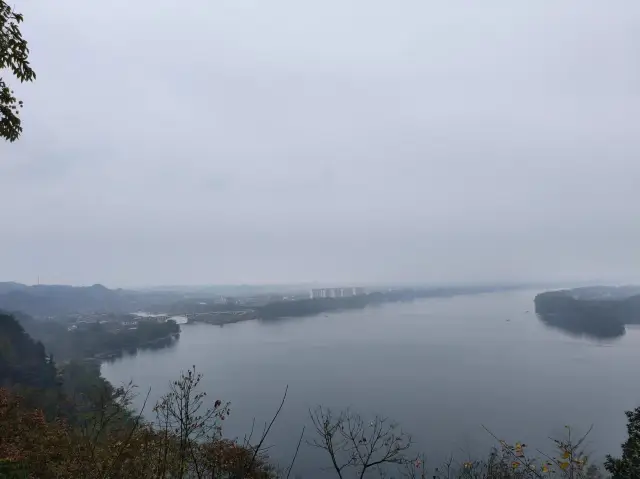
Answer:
[0,283,131,317]
[0,282,183,318]
[0,281,29,294]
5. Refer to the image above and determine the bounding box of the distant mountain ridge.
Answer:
[0,282,130,317]
[0,282,182,318]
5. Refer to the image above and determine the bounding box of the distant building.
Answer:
[310,287,366,299]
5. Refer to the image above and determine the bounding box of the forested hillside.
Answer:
[0,313,273,478]
[2,310,180,361]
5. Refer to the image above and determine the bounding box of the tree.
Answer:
[1,0,35,142]
[605,406,640,479]
[153,365,230,478]
[308,406,412,479]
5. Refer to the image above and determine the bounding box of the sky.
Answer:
[1,1,639,287]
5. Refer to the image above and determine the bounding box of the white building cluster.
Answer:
[309,287,366,299]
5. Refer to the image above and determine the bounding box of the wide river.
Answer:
[102,290,640,476]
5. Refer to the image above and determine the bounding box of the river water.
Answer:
[101,290,640,476]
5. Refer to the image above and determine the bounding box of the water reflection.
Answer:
[102,334,179,362]
[535,312,625,341]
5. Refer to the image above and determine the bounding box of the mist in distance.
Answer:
[1,1,639,287]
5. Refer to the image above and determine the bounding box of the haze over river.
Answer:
[102,290,640,476]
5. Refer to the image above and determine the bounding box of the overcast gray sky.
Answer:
[1,1,639,287]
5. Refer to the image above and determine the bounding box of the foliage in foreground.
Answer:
[605,406,640,479]
[0,370,274,479]
[0,375,616,479]
[0,0,35,142]
[308,405,606,479]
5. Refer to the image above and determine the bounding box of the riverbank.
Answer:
[186,285,526,327]
[187,310,258,325]
[102,290,637,477]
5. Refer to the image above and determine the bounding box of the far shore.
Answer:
[186,285,530,327]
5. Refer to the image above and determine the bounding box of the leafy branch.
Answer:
[1,0,36,142]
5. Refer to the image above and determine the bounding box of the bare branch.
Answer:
[309,406,412,479]
[102,387,151,479]
[246,385,288,475]
[285,426,305,479]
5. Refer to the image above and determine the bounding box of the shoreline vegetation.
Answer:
[6,310,182,363]
[189,284,527,327]
[534,286,640,339]
[5,285,520,367]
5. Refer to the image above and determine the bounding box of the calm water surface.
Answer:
[102,290,640,475]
